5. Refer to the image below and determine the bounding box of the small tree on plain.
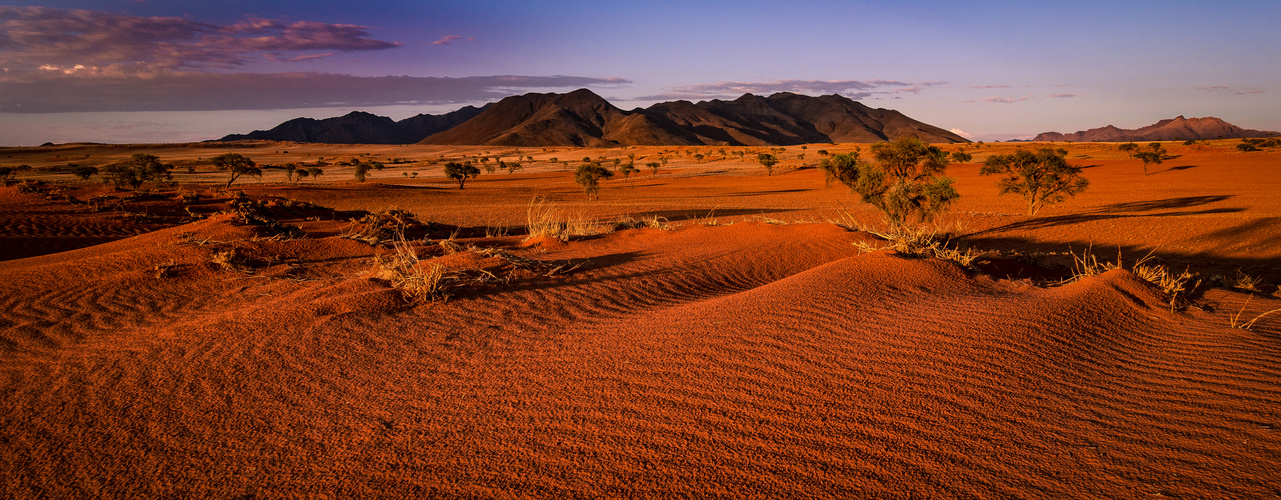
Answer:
[1118,142,1138,158]
[950,151,973,163]
[1133,142,1170,175]
[819,151,863,188]
[306,167,323,181]
[757,153,779,176]
[618,162,638,183]
[575,163,614,200]
[0,165,32,182]
[295,169,310,182]
[443,161,480,189]
[980,148,1089,215]
[284,163,297,182]
[212,153,261,188]
[69,164,99,181]
[505,161,523,174]
[646,161,661,176]
[105,154,172,190]
[854,137,959,228]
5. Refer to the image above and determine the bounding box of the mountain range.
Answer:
[220,106,486,144]
[1033,116,1278,142]
[220,89,967,146]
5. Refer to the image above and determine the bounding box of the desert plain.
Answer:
[1,139,1279,498]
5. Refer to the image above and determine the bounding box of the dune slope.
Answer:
[2,216,1278,498]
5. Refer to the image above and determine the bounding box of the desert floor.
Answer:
[1,140,1279,498]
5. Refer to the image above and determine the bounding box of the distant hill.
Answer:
[1034,116,1279,142]
[421,89,967,146]
[219,106,486,144]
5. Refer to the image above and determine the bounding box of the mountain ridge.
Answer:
[1034,116,1279,142]
[222,89,967,146]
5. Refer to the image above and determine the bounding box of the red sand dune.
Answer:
[2,141,1280,498]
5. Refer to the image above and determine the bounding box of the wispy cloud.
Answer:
[636,79,945,101]
[0,6,401,75]
[1197,85,1263,95]
[0,73,632,113]
[949,128,973,139]
[1047,93,1076,98]
[971,85,1011,89]
[980,95,1031,104]
[431,35,465,46]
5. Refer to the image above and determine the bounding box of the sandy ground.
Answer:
[1,140,1279,498]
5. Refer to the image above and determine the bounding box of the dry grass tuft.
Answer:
[1232,269,1263,292]
[375,237,452,303]
[524,198,609,241]
[1230,295,1281,330]
[1067,247,1196,311]
[342,208,423,246]
[211,248,255,274]
[848,217,979,269]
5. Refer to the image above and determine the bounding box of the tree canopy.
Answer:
[212,153,261,188]
[443,161,480,189]
[980,148,1089,215]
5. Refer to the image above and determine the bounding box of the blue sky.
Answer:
[1,0,1278,145]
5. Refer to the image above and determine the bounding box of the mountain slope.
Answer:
[220,106,485,144]
[421,89,967,146]
[1034,116,1279,142]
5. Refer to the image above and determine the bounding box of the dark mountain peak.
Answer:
[1034,116,1280,142]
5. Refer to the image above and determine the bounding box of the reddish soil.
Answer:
[1,141,1279,498]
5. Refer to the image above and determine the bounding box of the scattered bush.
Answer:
[980,147,1089,215]
[212,153,261,188]
[575,163,614,200]
[443,161,480,189]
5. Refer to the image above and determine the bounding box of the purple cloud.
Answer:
[971,85,1011,89]
[982,95,1030,103]
[431,35,465,46]
[0,72,632,112]
[637,79,944,101]
[0,6,401,74]
[1197,85,1263,95]
[1047,93,1076,98]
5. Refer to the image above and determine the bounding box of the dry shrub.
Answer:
[211,248,254,273]
[614,215,672,231]
[375,238,452,303]
[849,217,978,268]
[1233,270,1263,292]
[1230,295,1281,330]
[1068,247,1196,311]
[525,198,608,241]
[342,208,423,245]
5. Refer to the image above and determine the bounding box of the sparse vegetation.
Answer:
[104,154,172,190]
[212,153,262,188]
[1118,142,1138,158]
[443,161,480,189]
[1133,142,1171,175]
[757,153,779,176]
[575,163,614,200]
[841,137,958,229]
[819,150,863,187]
[980,147,1089,215]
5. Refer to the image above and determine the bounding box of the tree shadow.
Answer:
[971,195,1241,234]
[1162,165,1198,172]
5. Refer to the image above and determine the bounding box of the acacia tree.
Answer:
[105,154,172,190]
[306,167,323,181]
[212,153,261,188]
[757,153,779,176]
[980,148,1089,215]
[852,137,959,228]
[1133,142,1170,175]
[284,163,297,183]
[0,164,33,182]
[443,161,480,189]
[819,150,863,187]
[1118,142,1138,158]
[618,162,638,183]
[574,162,614,200]
[68,164,99,181]
[950,151,973,163]
[646,161,661,176]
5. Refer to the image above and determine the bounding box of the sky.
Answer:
[1,0,1278,145]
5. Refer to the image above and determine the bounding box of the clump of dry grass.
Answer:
[1067,247,1197,311]
[524,198,608,241]
[1230,295,1281,330]
[1232,269,1263,292]
[375,237,452,303]
[613,214,672,231]
[211,247,255,273]
[342,208,422,245]
[847,216,979,268]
